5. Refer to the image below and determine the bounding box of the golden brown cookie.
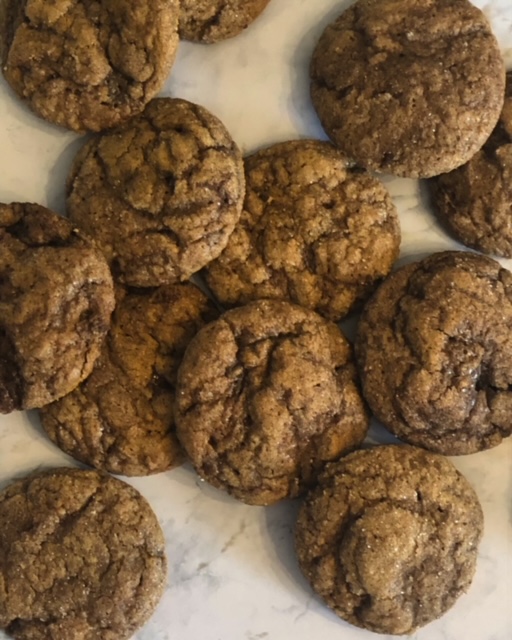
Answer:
[0,0,179,132]
[67,98,245,287]
[355,251,512,454]
[175,299,369,506]
[0,467,167,640]
[0,202,114,414]
[295,445,483,635]
[204,140,400,321]
[310,0,505,178]
[430,72,512,257]
[179,0,271,43]
[40,283,218,476]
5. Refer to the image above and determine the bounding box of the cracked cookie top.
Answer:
[40,282,218,476]
[0,467,167,640]
[0,202,114,413]
[67,98,245,287]
[310,0,505,178]
[179,0,271,43]
[0,0,179,132]
[295,444,483,635]
[204,140,400,321]
[430,72,512,257]
[355,251,512,454]
[175,299,369,506]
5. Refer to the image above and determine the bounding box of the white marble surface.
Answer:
[1,1,512,639]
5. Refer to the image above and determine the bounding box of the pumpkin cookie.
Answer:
[355,251,512,454]
[204,140,400,321]
[430,72,512,257]
[0,468,167,640]
[175,299,369,506]
[296,445,483,635]
[67,98,245,287]
[310,0,505,177]
[0,202,114,413]
[179,0,271,43]
[0,0,179,132]
[40,283,218,476]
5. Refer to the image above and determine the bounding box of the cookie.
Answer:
[67,98,245,287]
[179,0,271,43]
[0,202,114,414]
[204,140,400,321]
[0,467,166,640]
[295,444,483,635]
[0,0,179,132]
[310,0,505,178]
[175,299,369,506]
[39,283,217,476]
[355,251,512,454]
[430,72,512,257]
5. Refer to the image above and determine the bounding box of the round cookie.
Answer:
[179,0,271,44]
[40,283,218,476]
[355,251,512,454]
[204,140,400,321]
[67,98,245,287]
[0,0,179,132]
[0,467,166,640]
[175,299,369,506]
[0,202,114,414]
[430,72,512,257]
[295,444,483,635]
[310,0,505,178]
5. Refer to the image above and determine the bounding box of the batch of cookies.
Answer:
[0,0,510,638]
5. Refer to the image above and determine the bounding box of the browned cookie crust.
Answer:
[204,140,400,321]
[355,251,512,454]
[0,468,166,640]
[67,98,245,287]
[295,445,483,635]
[179,0,271,43]
[430,72,512,257]
[310,0,505,178]
[0,203,114,414]
[0,0,179,132]
[40,283,218,476]
[175,299,369,506]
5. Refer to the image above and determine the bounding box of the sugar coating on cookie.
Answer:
[40,283,218,476]
[67,98,245,287]
[0,0,179,132]
[355,251,512,454]
[205,140,400,321]
[430,72,512,257]
[295,445,483,635]
[0,202,114,414]
[175,299,369,506]
[0,468,167,640]
[179,0,271,43]
[310,0,505,178]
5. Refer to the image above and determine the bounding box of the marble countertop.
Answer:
[1,1,511,639]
